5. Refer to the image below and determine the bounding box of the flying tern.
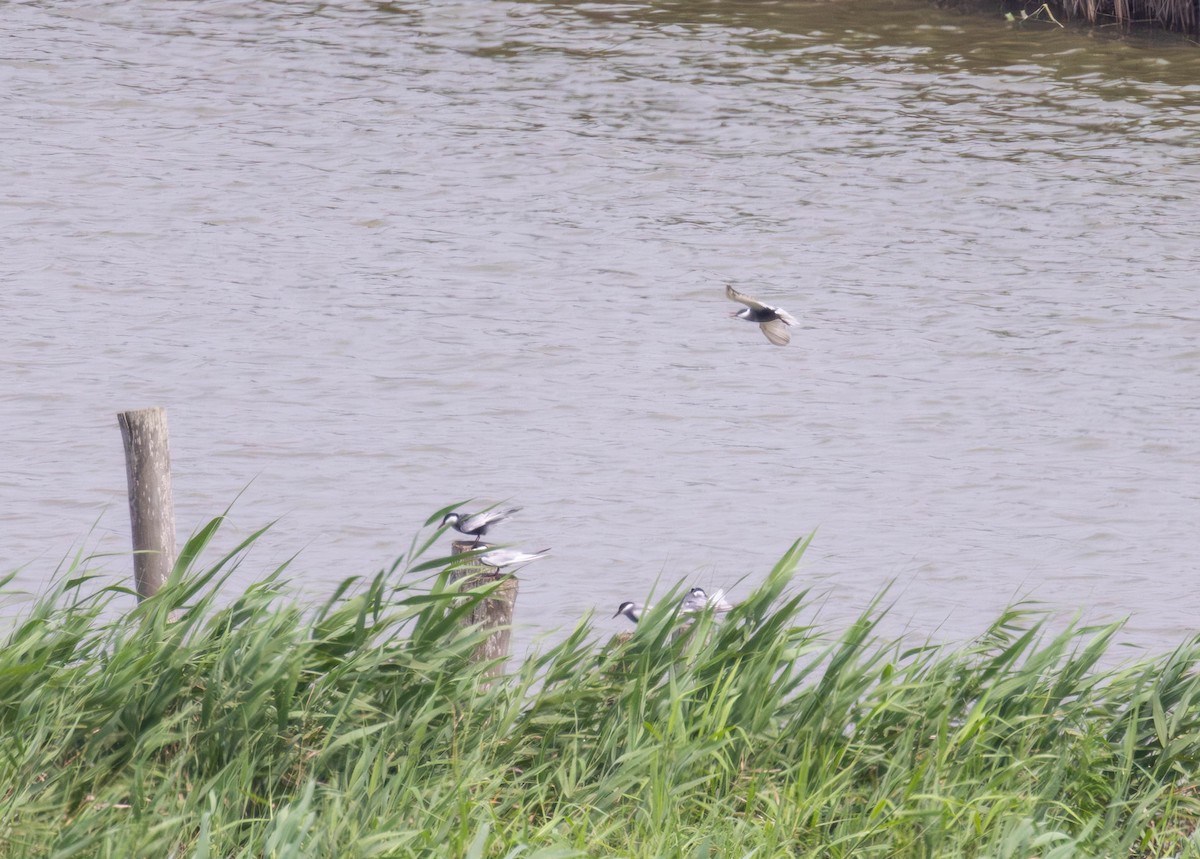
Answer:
[726,284,798,346]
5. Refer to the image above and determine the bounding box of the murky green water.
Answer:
[4,0,1199,651]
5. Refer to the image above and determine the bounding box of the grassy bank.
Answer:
[3,519,1200,858]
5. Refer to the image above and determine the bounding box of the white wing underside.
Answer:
[760,319,791,346]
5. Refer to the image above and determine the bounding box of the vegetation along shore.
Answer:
[978,0,1198,36]
[3,517,1200,857]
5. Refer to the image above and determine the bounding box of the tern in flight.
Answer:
[726,284,798,346]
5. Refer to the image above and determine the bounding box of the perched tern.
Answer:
[613,601,644,624]
[477,547,550,572]
[726,284,798,346]
[679,587,734,614]
[614,588,734,625]
[442,507,520,545]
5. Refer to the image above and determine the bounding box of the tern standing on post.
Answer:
[477,547,550,573]
[442,507,521,546]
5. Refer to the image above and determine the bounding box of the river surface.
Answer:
[4,0,1200,655]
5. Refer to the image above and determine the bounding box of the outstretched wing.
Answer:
[760,319,791,346]
[726,284,771,312]
[462,506,519,532]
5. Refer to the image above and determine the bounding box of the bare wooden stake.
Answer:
[117,407,177,600]
[449,540,518,676]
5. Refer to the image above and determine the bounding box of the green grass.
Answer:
[2,516,1200,858]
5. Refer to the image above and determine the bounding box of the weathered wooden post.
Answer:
[448,540,518,676]
[117,407,177,600]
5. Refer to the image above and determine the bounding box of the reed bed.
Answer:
[1016,0,1197,34]
[3,519,1200,858]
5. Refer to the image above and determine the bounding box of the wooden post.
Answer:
[449,540,518,676]
[117,407,177,600]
